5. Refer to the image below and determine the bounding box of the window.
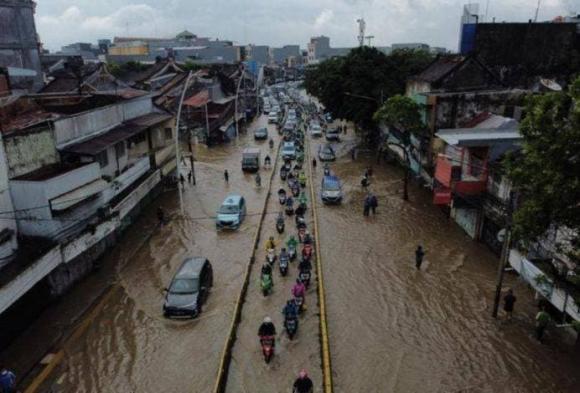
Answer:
[96,151,109,168]
[115,142,126,159]
[164,128,173,141]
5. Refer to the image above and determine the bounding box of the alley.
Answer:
[308,127,580,393]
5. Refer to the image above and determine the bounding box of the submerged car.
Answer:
[282,141,297,160]
[268,111,279,123]
[321,175,343,204]
[310,122,322,137]
[318,144,336,161]
[163,257,213,318]
[216,194,247,229]
[254,127,268,140]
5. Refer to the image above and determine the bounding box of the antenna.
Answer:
[356,18,366,47]
[365,36,375,46]
[484,0,490,22]
[534,0,541,22]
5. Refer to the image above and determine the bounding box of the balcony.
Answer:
[434,154,487,199]
[103,156,151,203]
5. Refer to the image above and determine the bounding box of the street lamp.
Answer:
[174,70,195,212]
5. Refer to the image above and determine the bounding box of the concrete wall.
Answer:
[53,96,154,147]
[3,128,59,178]
[0,132,17,263]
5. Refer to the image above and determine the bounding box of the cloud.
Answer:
[35,0,574,52]
[314,9,335,29]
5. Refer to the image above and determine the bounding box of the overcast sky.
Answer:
[37,0,577,52]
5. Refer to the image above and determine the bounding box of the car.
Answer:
[216,194,247,229]
[254,127,268,140]
[282,142,296,160]
[321,175,343,204]
[325,128,341,142]
[310,122,322,137]
[268,112,278,123]
[318,144,336,161]
[163,257,213,318]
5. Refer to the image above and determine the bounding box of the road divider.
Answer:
[306,131,334,393]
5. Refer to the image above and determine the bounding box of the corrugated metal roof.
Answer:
[436,128,521,146]
[62,112,172,155]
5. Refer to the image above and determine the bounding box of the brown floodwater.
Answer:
[309,129,580,393]
[23,115,279,393]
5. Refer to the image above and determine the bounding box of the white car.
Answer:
[268,112,279,123]
[282,142,296,160]
[310,122,322,137]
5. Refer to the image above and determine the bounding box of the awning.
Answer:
[436,128,521,147]
[62,113,173,156]
[50,179,108,211]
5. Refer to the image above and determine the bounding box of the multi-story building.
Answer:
[0,0,43,91]
[272,45,301,66]
[246,45,270,65]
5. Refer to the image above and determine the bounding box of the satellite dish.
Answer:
[497,228,507,242]
[540,78,562,91]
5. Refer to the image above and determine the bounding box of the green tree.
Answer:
[373,95,425,200]
[505,77,580,245]
[304,47,432,142]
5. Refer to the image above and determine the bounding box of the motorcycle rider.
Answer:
[261,262,273,278]
[292,278,306,299]
[265,236,276,250]
[299,257,312,273]
[287,235,298,250]
[292,369,314,393]
[264,155,271,167]
[303,230,313,245]
[283,299,299,320]
[269,138,274,148]
[323,164,330,176]
[258,317,276,346]
[279,247,289,262]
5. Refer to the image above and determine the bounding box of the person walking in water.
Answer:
[415,245,425,270]
[0,367,16,393]
[363,195,371,217]
[369,193,378,215]
[535,306,550,343]
[224,169,229,183]
[503,289,517,321]
[312,158,317,169]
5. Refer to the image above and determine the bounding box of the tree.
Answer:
[304,47,433,143]
[505,76,580,245]
[373,95,425,200]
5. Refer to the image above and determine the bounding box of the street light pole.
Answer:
[175,70,195,212]
[234,64,245,138]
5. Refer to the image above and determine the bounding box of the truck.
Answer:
[241,148,261,172]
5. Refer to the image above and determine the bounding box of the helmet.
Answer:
[264,316,272,323]
[299,369,308,378]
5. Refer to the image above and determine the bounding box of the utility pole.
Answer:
[534,0,541,22]
[174,70,195,213]
[357,18,366,47]
[492,191,515,318]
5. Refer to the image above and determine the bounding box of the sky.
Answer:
[36,0,577,52]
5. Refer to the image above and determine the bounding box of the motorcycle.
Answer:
[276,213,285,234]
[280,167,287,181]
[285,199,294,216]
[298,227,306,243]
[269,139,274,149]
[278,189,287,205]
[299,174,307,188]
[266,248,277,265]
[260,335,275,363]
[291,185,300,198]
[279,252,289,276]
[288,243,297,261]
[295,215,306,229]
[261,273,273,296]
[285,315,298,340]
[299,270,311,289]
[302,243,313,262]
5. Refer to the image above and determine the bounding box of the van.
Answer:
[216,194,247,229]
[282,142,296,160]
[163,257,213,318]
[241,148,261,172]
[321,175,343,204]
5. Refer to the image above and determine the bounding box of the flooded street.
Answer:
[309,129,580,393]
[2,97,579,393]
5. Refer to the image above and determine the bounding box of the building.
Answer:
[272,45,301,65]
[246,45,270,65]
[459,21,579,87]
[0,0,43,91]
[391,43,430,51]
[432,113,522,238]
[458,3,480,53]
[107,33,242,65]
[307,36,330,63]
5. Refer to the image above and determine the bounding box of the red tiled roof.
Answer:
[183,90,210,107]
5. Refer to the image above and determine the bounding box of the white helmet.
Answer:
[264,316,272,323]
